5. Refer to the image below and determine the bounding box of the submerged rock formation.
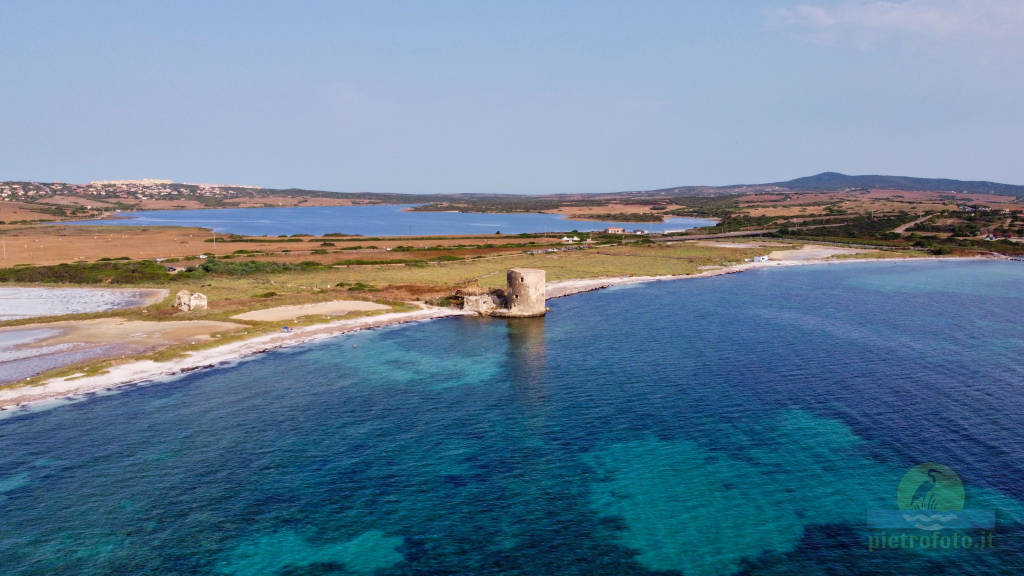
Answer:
[463,268,546,318]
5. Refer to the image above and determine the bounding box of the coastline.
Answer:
[0,306,471,413]
[0,253,999,413]
[545,254,992,298]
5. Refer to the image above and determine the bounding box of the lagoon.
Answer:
[66,204,716,236]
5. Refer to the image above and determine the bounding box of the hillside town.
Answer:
[0,179,262,203]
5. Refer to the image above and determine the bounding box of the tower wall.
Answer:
[499,268,546,317]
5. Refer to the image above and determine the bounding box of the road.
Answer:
[892,213,935,235]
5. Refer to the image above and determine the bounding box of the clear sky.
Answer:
[1,1,1022,194]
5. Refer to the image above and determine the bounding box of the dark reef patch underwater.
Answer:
[1,260,1023,575]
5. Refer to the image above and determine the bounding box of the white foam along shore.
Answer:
[0,251,999,412]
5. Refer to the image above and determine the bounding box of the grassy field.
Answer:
[0,241,769,319]
[0,224,561,266]
[104,242,768,313]
[328,242,766,289]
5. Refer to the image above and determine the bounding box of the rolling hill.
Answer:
[767,172,1024,196]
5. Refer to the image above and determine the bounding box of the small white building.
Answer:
[560,236,579,244]
[753,255,770,263]
[604,227,626,234]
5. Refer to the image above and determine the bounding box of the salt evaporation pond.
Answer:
[0,287,164,321]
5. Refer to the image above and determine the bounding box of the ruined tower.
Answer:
[462,268,547,317]
[501,268,546,317]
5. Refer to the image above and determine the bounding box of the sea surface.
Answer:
[1,261,1023,575]
[65,204,715,236]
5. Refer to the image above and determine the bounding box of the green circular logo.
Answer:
[898,463,964,511]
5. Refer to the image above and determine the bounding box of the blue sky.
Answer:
[1,1,1022,194]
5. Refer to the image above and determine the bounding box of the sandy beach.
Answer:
[231,300,391,322]
[0,246,998,412]
[0,306,471,411]
[0,318,244,386]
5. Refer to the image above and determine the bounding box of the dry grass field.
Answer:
[0,201,61,223]
[0,225,563,267]
[549,202,686,220]
[736,189,1024,220]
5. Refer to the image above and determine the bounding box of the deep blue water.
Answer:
[2,261,1024,575]
[65,204,715,236]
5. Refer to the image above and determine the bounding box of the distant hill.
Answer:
[3,172,1022,205]
[768,172,1024,196]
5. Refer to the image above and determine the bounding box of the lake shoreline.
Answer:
[0,254,998,414]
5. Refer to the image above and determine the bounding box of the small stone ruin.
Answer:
[175,290,208,312]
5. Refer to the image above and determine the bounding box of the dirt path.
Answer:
[893,213,935,234]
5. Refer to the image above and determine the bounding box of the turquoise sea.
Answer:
[65,204,715,236]
[1,260,1023,575]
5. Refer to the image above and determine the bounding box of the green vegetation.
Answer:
[0,260,171,284]
[772,171,1024,196]
[346,282,379,292]
[332,255,465,266]
[323,243,768,290]
[205,234,304,243]
[778,214,909,241]
[666,196,741,219]
[178,259,326,277]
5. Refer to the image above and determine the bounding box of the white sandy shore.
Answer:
[546,250,993,299]
[0,250,999,412]
[231,299,391,322]
[546,256,992,298]
[0,306,471,411]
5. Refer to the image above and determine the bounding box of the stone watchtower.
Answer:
[462,268,547,317]
[502,268,546,317]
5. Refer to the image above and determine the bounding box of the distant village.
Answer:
[0,180,261,203]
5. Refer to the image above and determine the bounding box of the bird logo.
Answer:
[896,463,965,530]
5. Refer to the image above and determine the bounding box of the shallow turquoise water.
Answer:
[65,204,715,236]
[1,261,1023,574]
